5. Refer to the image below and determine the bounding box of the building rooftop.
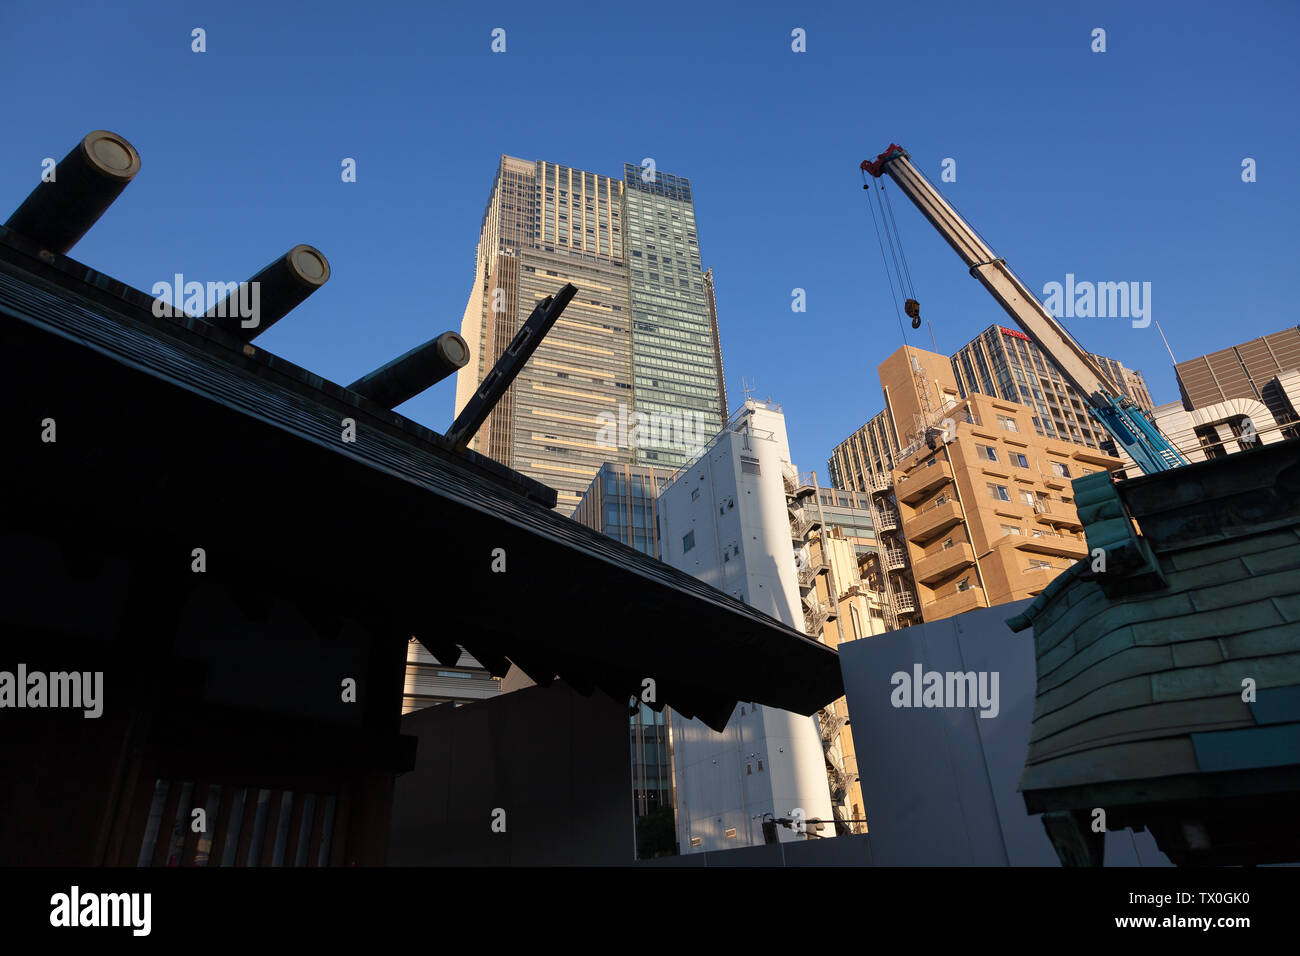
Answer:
[1006,438,1300,864]
[0,221,842,732]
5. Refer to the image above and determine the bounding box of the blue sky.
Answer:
[3,0,1296,480]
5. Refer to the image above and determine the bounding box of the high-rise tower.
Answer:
[455,156,727,511]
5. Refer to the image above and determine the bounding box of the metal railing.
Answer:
[914,494,957,517]
[804,600,832,635]
[818,709,847,745]
[884,547,907,570]
[827,763,859,801]
[668,400,779,487]
[789,508,820,539]
[798,560,829,589]
[780,461,800,494]
[896,409,982,462]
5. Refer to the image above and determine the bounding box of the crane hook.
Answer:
[905,298,921,329]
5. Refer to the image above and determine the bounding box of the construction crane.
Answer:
[860,144,1188,475]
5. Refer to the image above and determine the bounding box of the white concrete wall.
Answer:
[1154,397,1281,463]
[658,401,834,852]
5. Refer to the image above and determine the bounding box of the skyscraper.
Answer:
[621,164,728,465]
[455,156,727,511]
[949,324,1154,458]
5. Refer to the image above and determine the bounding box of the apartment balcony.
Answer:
[1035,507,1084,532]
[1017,529,1089,560]
[905,498,964,545]
[1073,446,1119,468]
[877,508,900,532]
[912,541,976,587]
[923,585,987,621]
[1017,564,1064,595]
[896,460,954,505]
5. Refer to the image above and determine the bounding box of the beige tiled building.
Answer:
[832,344,1124,623]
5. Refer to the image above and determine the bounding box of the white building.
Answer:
[402,642,501,714]
[1151,394,1289,463]
[656,399,835,852]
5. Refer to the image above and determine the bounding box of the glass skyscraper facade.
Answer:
[622,164,727,469]
[572,462,680,856]
[950,324,1154,452]
[455,156,727,512]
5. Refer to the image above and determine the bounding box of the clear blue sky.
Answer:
[4,0,1296,480]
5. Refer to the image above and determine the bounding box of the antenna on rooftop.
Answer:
[1154,319,1178,365]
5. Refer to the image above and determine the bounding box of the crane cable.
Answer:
[862,168,909,342]
[881,181,918,304]
[863,169,922,335]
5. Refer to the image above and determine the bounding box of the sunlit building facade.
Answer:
[455,156,727,512]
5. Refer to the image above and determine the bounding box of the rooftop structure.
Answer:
[1008,438,1300,865]
[0,131,842,866]
[1154,326,1300,462]
[1175,326,1300,424]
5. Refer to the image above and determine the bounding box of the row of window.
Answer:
[976,443,1071,477]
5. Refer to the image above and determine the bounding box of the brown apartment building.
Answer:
[834,344,1122,623]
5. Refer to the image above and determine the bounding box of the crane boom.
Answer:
[861,144,1187,474]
